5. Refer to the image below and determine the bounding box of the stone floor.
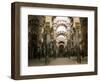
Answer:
[28,57,87,66]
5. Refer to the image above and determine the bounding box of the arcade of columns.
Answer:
[28,15,87,63]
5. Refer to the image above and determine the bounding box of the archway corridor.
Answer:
[28,15,88,66]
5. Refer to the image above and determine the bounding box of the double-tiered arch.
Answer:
[53,16,72,48]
